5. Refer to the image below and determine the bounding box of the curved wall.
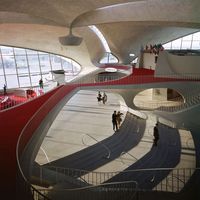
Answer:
[155,51,200,78]
[0,86,61,197]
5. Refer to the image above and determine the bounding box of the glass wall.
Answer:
[163,31,200,50]
[99,52,118,64]
[0,45,81,89]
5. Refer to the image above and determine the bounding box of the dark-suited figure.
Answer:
[153,123,159,146]
[112,111,118,131]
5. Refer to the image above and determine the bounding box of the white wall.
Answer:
[143,53,157,69]
[155,51,200,78]
[136,52,157,69]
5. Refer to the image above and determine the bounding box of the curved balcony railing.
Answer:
[16,85,77,200]
[36,181,138,200]
[68,72,200,86]
[134,96,184,110]
[15,71,200,199]
[32,165,199,194]
[157,92,200,112]
[0,85,58,111]
[134,90,200,113]
[2,72,200,111]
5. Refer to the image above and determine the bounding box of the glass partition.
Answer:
[163,31,200,50]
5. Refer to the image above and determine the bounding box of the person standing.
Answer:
[102,92,107,104]
[3,84,7,95]
[153,123,159,146]
[155,52,158,63]
[39,78,43,89]
[112,111,118,131]
[116,111,123,128]
[97,91,102,103]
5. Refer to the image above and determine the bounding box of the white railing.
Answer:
[1,72,200,111]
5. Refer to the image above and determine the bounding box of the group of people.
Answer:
[141,43,164,64]
[112,110,124,132]
[144,43,164,54]
[97,91,107,104]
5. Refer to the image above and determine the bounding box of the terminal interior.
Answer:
[0,1,200,200]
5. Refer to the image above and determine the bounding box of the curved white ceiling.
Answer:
[0,0,199,67]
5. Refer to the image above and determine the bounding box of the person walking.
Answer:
[116,111,123,128]
[112,111,118,131]
[153,123,159,146]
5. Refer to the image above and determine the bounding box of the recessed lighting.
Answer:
[105,67,117,72]
[129,53,135,57]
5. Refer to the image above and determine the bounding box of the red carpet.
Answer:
[132,68,154,76]
[79,68,196,87]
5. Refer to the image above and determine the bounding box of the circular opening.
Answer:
[105,67,117,72]
[134,88,184,110]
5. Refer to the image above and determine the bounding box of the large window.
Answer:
[0,45,81,89]
[163,31,200,50]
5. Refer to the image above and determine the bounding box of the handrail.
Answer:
[120,151,138,166]
[157,92,200,112]
[37,165,200,177]
[37,180,138,200]
[40,146,50,164]
[134,91,200,112]
[33,164,199,193]
[39,180,138,191]
[2,71,200,112]
[16,85,77,200]
[186,137,194,149]
[0,85,58,111]
[166,174,186,192]
[134,96,184,110]
[14,71,200,199]
[82,134,111,159]
[30,185,51,200]
[69,73,200,85]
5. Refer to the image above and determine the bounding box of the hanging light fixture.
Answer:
[59,26,83,46]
